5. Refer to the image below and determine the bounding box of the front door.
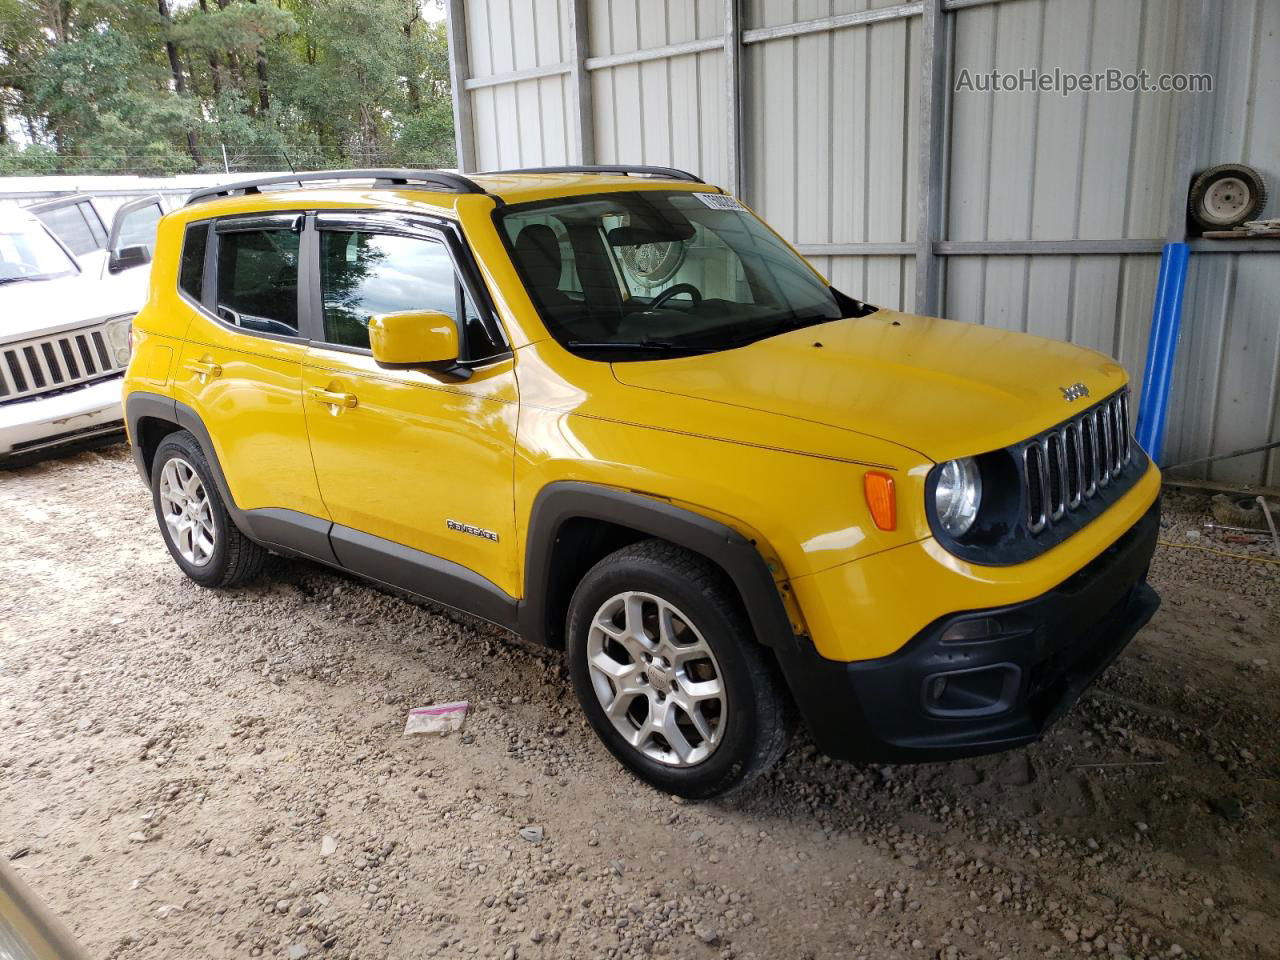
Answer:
[173,214,330,525]
[300,214,519,597]
[105,194,165,276]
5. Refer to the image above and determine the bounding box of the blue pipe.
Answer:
[1135,242,1190,464]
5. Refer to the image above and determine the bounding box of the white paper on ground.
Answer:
[403,701,469,736]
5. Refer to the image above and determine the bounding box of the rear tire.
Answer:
[150,430,266,588]
[566,539,793,799]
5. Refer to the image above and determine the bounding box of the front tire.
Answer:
[566,539,793,798]
[150,430,266,588]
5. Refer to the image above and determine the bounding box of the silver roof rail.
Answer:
[184,169,488,207]
[484,164,705,184]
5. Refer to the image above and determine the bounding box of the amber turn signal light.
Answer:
[863,471,896,531]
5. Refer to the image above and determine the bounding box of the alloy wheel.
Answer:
[158,456,217,567]
[585,591,727,767]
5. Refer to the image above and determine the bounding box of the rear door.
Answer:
[173,213,331,533]
[299,212,520,596]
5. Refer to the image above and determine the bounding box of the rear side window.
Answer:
[215,229,300,337]
[179,223,208,302]
[319,230,468,351]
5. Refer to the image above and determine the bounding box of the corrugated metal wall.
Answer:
[746,1,919,312]
[1169,0,1280,486]
[451,0,1280,486]
[589,1,729,186]
[465,0,574,167]
[944,0,1180,361]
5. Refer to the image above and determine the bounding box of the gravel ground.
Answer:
[1,445,1277,960]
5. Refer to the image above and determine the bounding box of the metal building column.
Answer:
[724,0,745,198]
[914,0,948,316]
[569,0,596,164]
[445,0,477,172]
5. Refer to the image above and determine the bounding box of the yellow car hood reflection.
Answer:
[609,309,1128,463]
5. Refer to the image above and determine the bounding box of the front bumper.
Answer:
[775,501,1161,762]
[0,376,124,461]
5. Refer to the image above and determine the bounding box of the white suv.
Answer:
[0,201,156,463]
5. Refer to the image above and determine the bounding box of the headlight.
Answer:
[103,314,134,366]
[935,457,982,538]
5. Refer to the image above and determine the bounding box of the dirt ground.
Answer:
[1,444,1277,960]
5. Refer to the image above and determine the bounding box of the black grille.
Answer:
[1023,391,1131,535]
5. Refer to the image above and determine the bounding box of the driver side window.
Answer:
[319,231,456,350]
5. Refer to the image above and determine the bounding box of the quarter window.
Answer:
[215,228,300,337]
[179,222,208,303]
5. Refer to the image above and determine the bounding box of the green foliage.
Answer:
[27,25,196,172]
[0,142,57,174]
[0,0,455,173]
[172,1,298,55]
[395,97,456,167]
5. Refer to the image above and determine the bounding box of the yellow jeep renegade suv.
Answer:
[123,166,1162,798]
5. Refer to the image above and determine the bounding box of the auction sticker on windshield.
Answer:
[693,193,745,211]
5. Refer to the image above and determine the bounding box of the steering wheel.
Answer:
[647,283,702,310]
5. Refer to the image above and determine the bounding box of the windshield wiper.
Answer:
[565,339,713,355]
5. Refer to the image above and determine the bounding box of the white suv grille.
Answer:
[0,324,124,404]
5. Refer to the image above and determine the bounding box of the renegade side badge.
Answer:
[446,519,499,542]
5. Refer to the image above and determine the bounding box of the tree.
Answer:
[0,0,456,174]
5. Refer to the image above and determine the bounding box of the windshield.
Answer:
[498,190,868,359]
[0,216,79,283]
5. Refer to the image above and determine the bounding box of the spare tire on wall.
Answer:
[1188,163,1268,231]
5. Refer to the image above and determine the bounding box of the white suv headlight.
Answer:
[935,457,982,538]
[103,314,134,366]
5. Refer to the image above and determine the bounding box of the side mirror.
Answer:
[108,244,151,274]
[369,310,469,378]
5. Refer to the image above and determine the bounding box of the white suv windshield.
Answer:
[0,217,79,284]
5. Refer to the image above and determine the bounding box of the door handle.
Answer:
[308,387,358,412]
[183,359,221,384]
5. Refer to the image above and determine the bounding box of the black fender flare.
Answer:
[518,482,799,653]
[126,390,245,529]
[125,391,337,563]
[125,390,178,486]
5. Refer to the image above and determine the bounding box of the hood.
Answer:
[610,310,1128,463]
[0,270,147,343]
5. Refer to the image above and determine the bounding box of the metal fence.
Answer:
[446,0,1280,487]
